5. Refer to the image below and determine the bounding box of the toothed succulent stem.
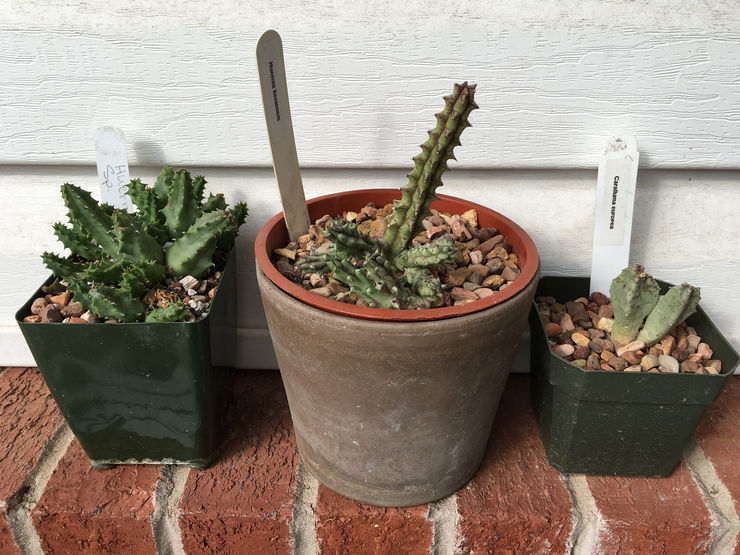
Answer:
[41,167,246,322]
[297,84,478,311]
[161,169,201,239]
[394,235,456,270]
[384,82,477,257]
[165,211,230,277]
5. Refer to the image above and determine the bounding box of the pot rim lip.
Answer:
[255,188,540,322]
[530,274,739,379]
[15,247,236,326]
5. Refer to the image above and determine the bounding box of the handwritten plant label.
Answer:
[93,126,133,210]
[590,136,640,295]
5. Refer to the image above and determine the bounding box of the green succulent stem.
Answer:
[297,84,476,311]
[383,82,477,257]
[609,264,701,348]
[41,167,246,322]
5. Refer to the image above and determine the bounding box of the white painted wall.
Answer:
[1,2,739,368]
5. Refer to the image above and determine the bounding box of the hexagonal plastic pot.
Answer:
[530,275,739,477]
[255,189,540,506]
[15,249,237,470]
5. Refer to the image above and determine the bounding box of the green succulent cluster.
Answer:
[42,167,247,322]
[297,83,477,309]
[610,264,700,347]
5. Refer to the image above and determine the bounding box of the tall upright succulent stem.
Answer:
[384,82,478,256]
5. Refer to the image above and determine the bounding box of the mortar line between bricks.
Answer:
[290,460,319,555]
[684,437,740,554]
[6,423,74,555]
[563,474,603,555]
[151,464,189,555]
[427,494,459,555]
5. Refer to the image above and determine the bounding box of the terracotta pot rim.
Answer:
[254,189,540,322]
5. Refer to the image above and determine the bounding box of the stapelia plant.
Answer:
[42,167,247,322]
[610,264,700,347]
[297,82,478,309]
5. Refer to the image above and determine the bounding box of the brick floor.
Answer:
[695,378,740,514]
[0,367,738,553]
[456,377,574,553]
[178,371,299,555]
[315,485,433,554]
[0,368,66,554]
[32,440,161,554]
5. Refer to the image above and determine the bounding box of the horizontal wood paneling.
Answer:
[1,2,740,168]
[1,165,738,367]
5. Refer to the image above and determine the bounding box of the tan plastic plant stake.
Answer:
[256,30,311,241]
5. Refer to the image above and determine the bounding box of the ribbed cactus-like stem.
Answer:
[384,83,478,256]
[636,283,700,346]
[52,222,101,260]
[87,285,146,322]
[610,264,660,347]
[394,235,456,270]
[113,211,164,264]
[332,253,406,309]
[609,265,702,348]
[61,184,118,257]
[402,267,444,308]
[145,303,191,323]
[161,170,202,239]
[165,211,230,277]
[42,167,246,322]
[126,178,161,227]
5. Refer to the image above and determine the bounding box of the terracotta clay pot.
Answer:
[255,189,539,506]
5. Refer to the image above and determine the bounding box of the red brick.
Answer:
[315,486,432,554]
[32,440,160,554]
[0,508,18,555]
[587,465,712,553]
[0,367,66,554]
[456,376,573,553]
[695,376,740,513]
[178,371,298,554]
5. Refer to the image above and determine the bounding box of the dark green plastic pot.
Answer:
[15,250,237,470]
[530,276,739,477]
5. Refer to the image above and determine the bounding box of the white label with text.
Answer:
[94,127,133,210]
[590,136,640,295]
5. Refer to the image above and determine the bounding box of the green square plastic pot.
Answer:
[530,276,739,477]
[14,249,237,470]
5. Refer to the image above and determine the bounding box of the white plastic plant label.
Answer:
[93,126,133,210]
[590,136,640,295]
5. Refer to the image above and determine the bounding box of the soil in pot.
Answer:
[536,291,724,375]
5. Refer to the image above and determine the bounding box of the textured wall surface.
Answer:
[1,1,738,366]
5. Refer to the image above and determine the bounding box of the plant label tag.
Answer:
[590,136,640,295]
[256,30,311,240]
[93,126,133,211]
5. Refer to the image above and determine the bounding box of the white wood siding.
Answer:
[2,166,738,367]
[1,4,740,168]
[1,2,739,368]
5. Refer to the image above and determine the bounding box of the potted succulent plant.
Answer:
[255,83,541,506]
[530,265,739,476]
[16,167,247,469]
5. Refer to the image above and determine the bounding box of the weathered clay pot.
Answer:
[255,189,539,506]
